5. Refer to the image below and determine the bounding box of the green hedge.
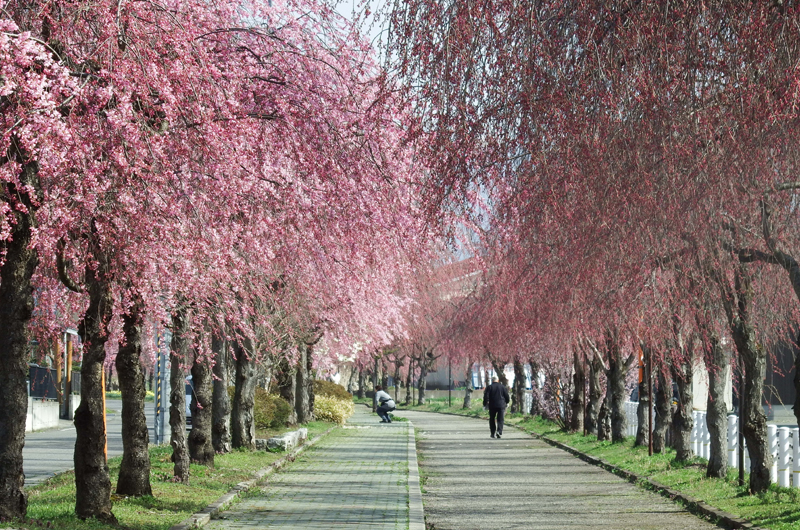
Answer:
[227,386,292,429]
[313,380,352,401]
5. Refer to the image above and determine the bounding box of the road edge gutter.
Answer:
[407,422,426,530]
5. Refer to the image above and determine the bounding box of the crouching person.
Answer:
[375,385,395,423]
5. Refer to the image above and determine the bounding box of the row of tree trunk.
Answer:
[567,319,771,493]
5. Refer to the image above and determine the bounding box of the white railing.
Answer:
[624,401,800,488]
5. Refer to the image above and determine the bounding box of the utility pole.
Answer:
[448,356,452,408]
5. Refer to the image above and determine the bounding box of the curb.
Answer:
[514,426,767,530]
[407,422,425,530]
[169,426,337,530]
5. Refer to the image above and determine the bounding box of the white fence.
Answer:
[624,401,800,488]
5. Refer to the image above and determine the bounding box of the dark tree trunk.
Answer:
[607,334,633,444]
[277,358,298,425]
[463,362,473,409]
[634,381,649,447]
[417,356,430,405]
[211,336,231,454]
[188,344,214,466]
[394,362,403,402]
[671,359,694,462]
[296,344,312,424]
[0,150,40,520]
[735,331,771,492]
[529,359,541,416]
[231,341,258,449]
[404,361,413,405]
[705,334,729,478]
[634,344,650,447]
[381,360,389,392]
[169,308,190,482]
[722,265,772,492]
[357,369,366,399]
[307,344,315,419]
[74,230,116,522]
[571,350,585,433]
[511,357,525,414]
[653,364,673,453]
[488,354,509,387]
[597,393,611,441]
[115,297,152,496]
[586,357,603,435]
[794,330,800,428]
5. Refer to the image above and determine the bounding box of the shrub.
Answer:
[314,380,352,401]
[251,387,292,429]
[314,395,354,424]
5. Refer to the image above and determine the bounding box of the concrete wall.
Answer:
[26,398,60,432]
[25,395,81,432]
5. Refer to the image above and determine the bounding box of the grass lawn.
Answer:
[386,393,800,530]
[2,421,334,530]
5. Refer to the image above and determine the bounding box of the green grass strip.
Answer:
[2,421,333,530]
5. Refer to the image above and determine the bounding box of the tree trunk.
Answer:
[357,369,365,399]
[115,297,152,496]
[169,308,190,482]
[736,333,771,492]
[231,341,258,449]
[635,379,649,447]
[511,357,525,414]
[188,344,214,467]
[488,354,509,387]
[296,344,311,424]
[571,350,585,433]
[529,359,541,416]
[0,150,40,520]
[794,330,800,428]
[211,335,231,454]
[671,359,694,462]
[463,362,473,409]
[74,232,116,522]
[417,359,429,405]
[653,364,673,453]
[586,357,603,435]
[381,360,389,392]
[597,392,611,441]
[404,361,413,405]
[307,344,316,419]
[607,336,631,444]
[724,265,772,493]
[394,362,402,402]
[277,358,298,425]
[706,335,729,479]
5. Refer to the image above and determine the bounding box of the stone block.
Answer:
[256,428,308,452]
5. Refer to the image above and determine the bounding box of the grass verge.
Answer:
[1,421,333,530]
[389,394,800,530]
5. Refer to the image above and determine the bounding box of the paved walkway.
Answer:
[402,410,722,530]
[206,407,413,530]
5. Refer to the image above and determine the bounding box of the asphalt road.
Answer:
[22,399,157,485]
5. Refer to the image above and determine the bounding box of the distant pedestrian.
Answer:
[483,376,509,438]
[375,385,395,423]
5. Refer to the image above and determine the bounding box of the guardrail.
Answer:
[624,401,800,488]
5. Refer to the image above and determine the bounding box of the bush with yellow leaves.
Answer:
[314,395,354,424]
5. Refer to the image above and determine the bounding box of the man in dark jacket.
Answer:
[483,375,510,438]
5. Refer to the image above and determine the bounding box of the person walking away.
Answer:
[483,376,509,438]
[375,385,395,423]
